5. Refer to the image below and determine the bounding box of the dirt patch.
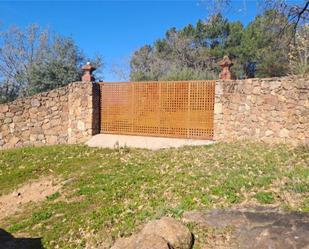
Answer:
[0,177,62,221]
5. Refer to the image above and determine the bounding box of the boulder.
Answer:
[136,234,170,249]
[110,217,193,249]
[110,234,136,249]
[111,234,170,249]
[140,217,193,249]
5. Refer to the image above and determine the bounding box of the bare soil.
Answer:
[0,177,62,221]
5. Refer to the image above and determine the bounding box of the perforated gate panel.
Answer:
[99,81,215,139]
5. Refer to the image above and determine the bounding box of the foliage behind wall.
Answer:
[130,10,307,81]
[0,25,103,104]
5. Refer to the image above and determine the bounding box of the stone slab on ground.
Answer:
[183,206,309,249]
[86,134,214,150]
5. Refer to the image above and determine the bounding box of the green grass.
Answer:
[254,191,275,204]
[0,142,308,248]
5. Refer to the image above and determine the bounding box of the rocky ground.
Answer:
[183,206,309,249]
[111,206,309,249]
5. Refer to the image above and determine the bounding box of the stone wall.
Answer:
[0,82,100,149]
[1,76,308,149]
[67,82,100,144]
[214,76,309,145]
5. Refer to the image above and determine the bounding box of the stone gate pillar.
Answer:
[67,62,100,144]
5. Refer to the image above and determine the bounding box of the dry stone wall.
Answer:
[0,82,99,149]
[1,76,308,149]
[214,76,309,145]
[68,82,100,144]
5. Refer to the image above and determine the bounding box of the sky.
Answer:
[0,0,264,81]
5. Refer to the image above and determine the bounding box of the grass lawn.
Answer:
[0,142,308,248]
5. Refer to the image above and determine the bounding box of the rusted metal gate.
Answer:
[99,80,215,139]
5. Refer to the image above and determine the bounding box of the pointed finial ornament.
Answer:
[218,56,235,80]
[82,62,96,82]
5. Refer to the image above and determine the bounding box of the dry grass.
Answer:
[0,142,308,248]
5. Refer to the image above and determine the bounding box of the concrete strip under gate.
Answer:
[86,134,214,150]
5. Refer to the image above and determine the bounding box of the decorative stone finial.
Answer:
[218,56,234,80]
[82,62,96,82]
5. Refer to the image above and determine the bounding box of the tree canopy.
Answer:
[0,24,103,104]
[130,10,307,81]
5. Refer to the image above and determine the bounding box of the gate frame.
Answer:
[98,80,215,140]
